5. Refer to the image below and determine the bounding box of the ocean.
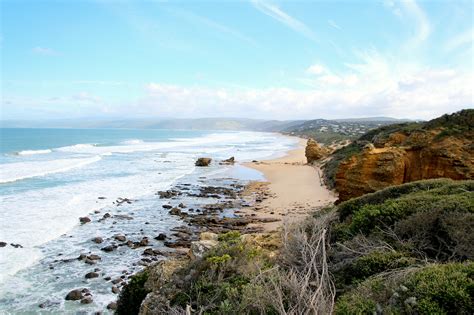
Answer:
[0,128,297,313]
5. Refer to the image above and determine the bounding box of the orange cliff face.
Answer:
[335,129,474,201]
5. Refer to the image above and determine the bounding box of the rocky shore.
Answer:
[21,147,320,313]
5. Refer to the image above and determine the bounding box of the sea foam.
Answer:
[0,156,102,183]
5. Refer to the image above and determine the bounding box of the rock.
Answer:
[200,232,218,241]
[112,286,120,294]
[168,207,182,216]
[79,217,91,224]
[189,240,218,259]
[195,157,212,167]
[85,272,99,279]
[102,213,111,219]
[80,297,93,304]
[91,237,103,244]
[0,242,7,247]
[162,204,172,209]
[106,302,117,310]
[38,300,60,308]
[111,278,122,284]
[65,289,83,301]
[305,139,324,164]
[154,233,167,241]
[101,245,116,252]
[114,235,126,242]
[157,190,181,199]
[84,258,96,265]
[140,237,150,247]
[178,203,186,208]
[143,248,155,256]
[87,254,101,260]
[220,156,235,165]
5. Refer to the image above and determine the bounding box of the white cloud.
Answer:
[32,46,60,56]
[251,0,317,42]
[128,54,472,120]
[306,64,326,75]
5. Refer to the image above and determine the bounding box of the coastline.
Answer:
[241,137,337,231]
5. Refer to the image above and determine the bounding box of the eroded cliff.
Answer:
[331,109,473,201]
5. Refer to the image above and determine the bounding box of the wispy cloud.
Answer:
[328,19,341,30]
[251,0,317,42]
[385,0,431,46]
[171,9,258,47]
[32,46,60,56]
[445,28,473,52]
[401,0,431,44]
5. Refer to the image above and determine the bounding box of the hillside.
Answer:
[323,109,474,201]
[281,118,411,144]
[117,179,474,314]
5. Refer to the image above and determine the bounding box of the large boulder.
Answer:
[189,240,218,259]
[305,139,324,164]
[195,158,212,167]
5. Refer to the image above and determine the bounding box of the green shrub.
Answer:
[337,178,466,221]
[116,271,150,315]
[217,231,241,242]
[168,235,274,314]
[336,251,415,286]
[335,262,474,315]
[406,262,474,314]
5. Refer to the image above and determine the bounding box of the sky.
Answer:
[1,0,473,121]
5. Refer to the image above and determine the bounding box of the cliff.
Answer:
[327,109,473,201]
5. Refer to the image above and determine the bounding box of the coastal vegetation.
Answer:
[118,178,473,314]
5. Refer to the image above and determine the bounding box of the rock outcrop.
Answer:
[195,157,212,167]
[334,110,474,201]
[305,139,325,164]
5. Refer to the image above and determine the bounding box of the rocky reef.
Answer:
[330,109,473,201]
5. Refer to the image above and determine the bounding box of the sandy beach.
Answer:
[242,138,337,231]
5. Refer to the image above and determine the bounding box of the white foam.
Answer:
[0,153,195,283]
[16,149,52,156]
[120,139,144,145]
[0,156,102,183]
[55,143,96,152]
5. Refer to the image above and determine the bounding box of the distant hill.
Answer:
[1,116,412,143]
[279,118,413,144]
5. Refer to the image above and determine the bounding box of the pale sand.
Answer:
[241,138,337,231]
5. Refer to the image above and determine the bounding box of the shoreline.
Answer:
[240,137,337,231]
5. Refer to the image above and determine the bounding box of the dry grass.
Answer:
[249,213,336,314]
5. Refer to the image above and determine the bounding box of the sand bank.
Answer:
[241,138,337,231]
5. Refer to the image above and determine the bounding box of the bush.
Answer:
[329,180,474,263]
[335,262,474,315]
[116,271,150,315]
[335,251,416,287]
[168,235,274,314]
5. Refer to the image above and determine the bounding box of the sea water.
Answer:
[0,128,297,313]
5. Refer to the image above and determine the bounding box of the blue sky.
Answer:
[1,0,473,120]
